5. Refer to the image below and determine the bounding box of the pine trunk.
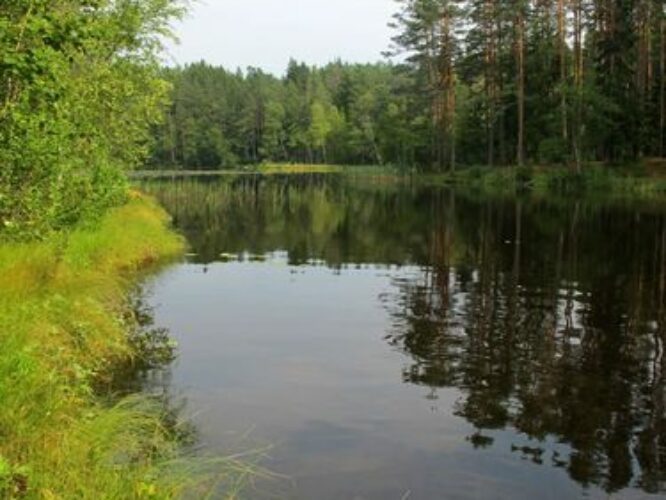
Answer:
[558,0,568,144]
[516,6,526,167]
[659,11,666,158]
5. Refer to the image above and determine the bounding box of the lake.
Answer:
[141,175,666,499]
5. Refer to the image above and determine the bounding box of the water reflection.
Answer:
[384,198,666,494]
[143,176,666,495]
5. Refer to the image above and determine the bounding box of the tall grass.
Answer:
[257,163,345,174]
[0,193,260,498]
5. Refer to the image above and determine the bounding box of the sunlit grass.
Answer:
[0,193,262,498]
[258,163,345,174]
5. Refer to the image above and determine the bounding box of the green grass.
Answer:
[0,193,263,499]
[257,163,345,174]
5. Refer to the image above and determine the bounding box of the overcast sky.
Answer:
[164,0,397,75]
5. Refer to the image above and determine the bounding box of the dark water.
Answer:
[142,175,666,499]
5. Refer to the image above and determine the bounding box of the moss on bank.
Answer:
[0,194,251,498]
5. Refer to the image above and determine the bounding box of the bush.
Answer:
[0,1,185,239]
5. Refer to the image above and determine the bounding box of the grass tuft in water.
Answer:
[0,193,262,498]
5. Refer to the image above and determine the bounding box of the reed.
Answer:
[0,193,261,498]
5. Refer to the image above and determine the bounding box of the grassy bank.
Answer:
[0,193,251,498]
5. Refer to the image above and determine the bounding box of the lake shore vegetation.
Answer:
[0,1,265,497]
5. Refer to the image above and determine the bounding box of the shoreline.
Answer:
[134,163,666,198]
[0,194,194,497]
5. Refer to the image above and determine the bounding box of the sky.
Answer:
[164,0,397,75]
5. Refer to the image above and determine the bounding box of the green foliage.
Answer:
[0,454,28,498]
[0,195,267,498]
[149,61,415,169]
[149,1,666,174]
[0,0,185,238]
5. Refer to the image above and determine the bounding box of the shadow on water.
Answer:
[142,175,666,496]
[100,290,179,396]
[382,193,666,494]
[97,290,198,448]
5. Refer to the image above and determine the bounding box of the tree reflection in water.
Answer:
[144,176,666,494]
[385,191,666,494]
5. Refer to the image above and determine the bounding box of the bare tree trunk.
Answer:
[558,0,568,145]
[497,12,507,165]
[438,4,457,171]
[515,5,526,167]
[448,71,457,171]
[485,0,497,167]
[572,0,583,173]
[426,26,441,170]
[659,15,666,158]
[636,0,651,158]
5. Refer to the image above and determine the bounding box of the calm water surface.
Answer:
[142,176,666,499]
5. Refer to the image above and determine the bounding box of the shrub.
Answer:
[0,1,185,239]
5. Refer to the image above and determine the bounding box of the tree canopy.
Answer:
[0,0,185,237]
[150,0,666,172]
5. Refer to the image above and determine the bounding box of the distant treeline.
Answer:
[151,0,666,171]
[149,62,406,169]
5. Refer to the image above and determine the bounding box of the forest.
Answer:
[150,0,666,171]
[0,0,665,498]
